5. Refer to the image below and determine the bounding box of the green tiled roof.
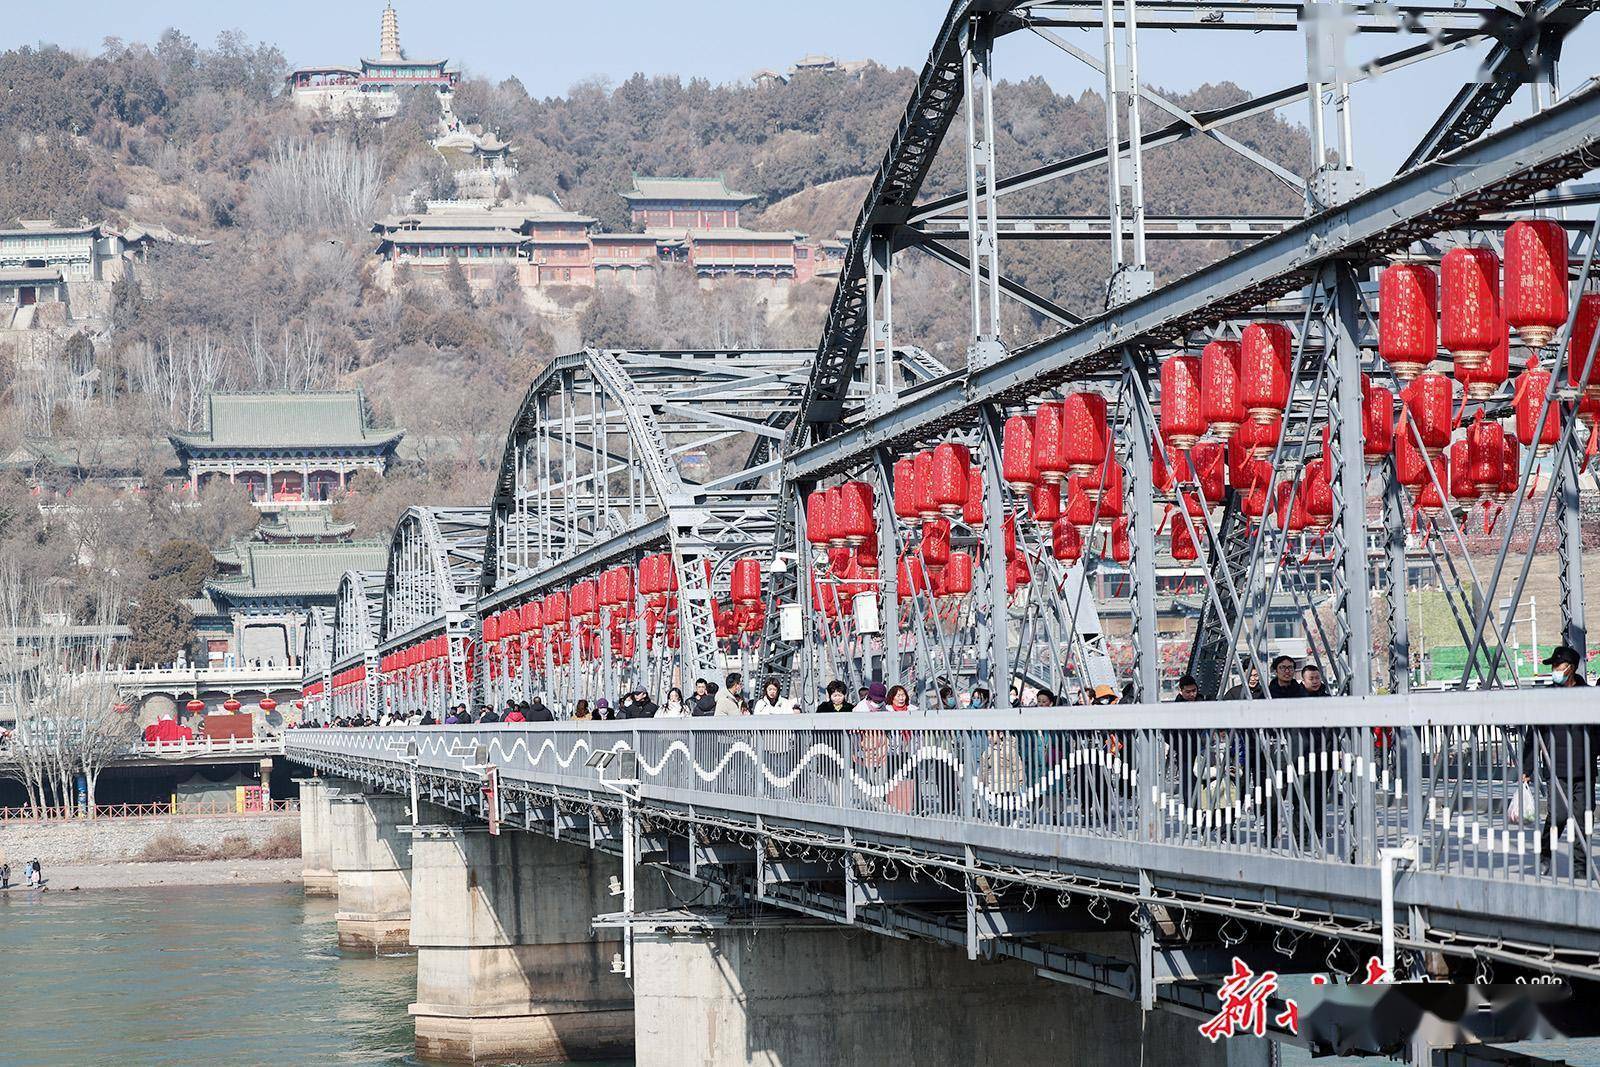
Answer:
[257,510,356,541]
[207,541,388,601]
[622,176,756,203]
[171,392,403,452]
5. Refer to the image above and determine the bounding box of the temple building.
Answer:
[285,3,458,118]
[0,220,170,324]
[187,538,388,667]
[624,176,759,232]
[169,392,403,507]
[687,229,806,282]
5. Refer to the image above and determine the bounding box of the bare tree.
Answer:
[0,562,131,817]
[248,137,382,235]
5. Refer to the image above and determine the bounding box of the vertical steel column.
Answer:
[875,451,900,684]
[1124,353,1159,701]
[868,233,894,398]
[1558,448,1587,660]
[1330,264,1373,694]
[1122,0,1147,269]
[1100,0,1125,275]
[980,411,1013,705]
[1383,459,1411,695]
[962,20,1001,347]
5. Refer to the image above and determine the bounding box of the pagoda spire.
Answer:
[379,2,403,62]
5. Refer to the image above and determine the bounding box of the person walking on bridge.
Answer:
[1522,646,1594,878]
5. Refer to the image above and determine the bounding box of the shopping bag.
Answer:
[1506,781,1536,826]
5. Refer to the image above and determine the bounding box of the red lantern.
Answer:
[1032,401,1069,484]
[962,468,985,526]
[1504,219,1569,348]
[1170,519,1199,562]
[1159,354,1207,450]
[931,443,971,516]
[1396,414,1429,488]
[546,590,569,626]
[838,480,876,546]
[1274,482,1309,533]
[1379,263,1439,381]
[1415,453,1450,516]
[573,579,598,619]
[186,699,205,713]
[897,555,928,599]
[1404,372,1454,450]
[1151,444,1174,497]
[892,458,919,524]
[1005,555,1031,594]
[1361,375,1394,463]
[1467,417,1504,497]
[1030,482,1061,523]
[1051,518,1082,563]
[806,488,833,545]
[1440,247,1500,372]
[1061,392,1109,478]
[914,450,940,520]
[1513,357,1561,456]
[1449,438,1479,500]
[1001,414,1036,490]
[1065,479,1096,528]
[1091,461,1125,519]
[1200,340,1244,440]
[259,697,278,712]
[1240,322,1292,422]
[921,517,951,571]
[1107,515,1131,564]
[1190,442,1227,504]
[521,599,542,632]
[1497,437,1522,500]
[1567,291,1600,397]
[1241,487,1269,519]
[1466,330,1511,403]
[1303,459,1333,530]
[222,698,242,712]
[731,558,762,605]
[943,551,974,597]
[825,484,850,547]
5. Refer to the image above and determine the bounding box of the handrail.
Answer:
[0,799,298,822]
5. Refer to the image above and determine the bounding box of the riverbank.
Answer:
[18,857,303,891]
[0,811,298,864]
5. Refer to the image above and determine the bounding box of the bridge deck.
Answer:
[287,689,1600,1000]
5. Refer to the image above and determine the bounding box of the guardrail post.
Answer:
[1136,729,1158,842]
[961,731,975,821]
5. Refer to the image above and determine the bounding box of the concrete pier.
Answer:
[294,777,339,896]
[633,919,1273,1067]
[408,827,636,1064]
[330,791,414,954]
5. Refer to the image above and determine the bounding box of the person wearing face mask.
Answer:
[937,686,958,712]
[1521,646,1594,877]
[969,688,991,710]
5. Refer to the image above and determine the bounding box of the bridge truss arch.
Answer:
[379,506,490,714]
[478,347,943,708]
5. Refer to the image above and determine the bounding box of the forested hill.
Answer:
[0,31,1308,562]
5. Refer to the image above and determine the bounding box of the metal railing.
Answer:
[130,737,285,758]
[285,690,1598,893]
[0,799,299,822]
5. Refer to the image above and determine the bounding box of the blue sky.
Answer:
[2,1,1591,181]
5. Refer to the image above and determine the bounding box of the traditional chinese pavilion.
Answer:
[623,176,759,232]
[285,3,457,116]
[169,392,403,505]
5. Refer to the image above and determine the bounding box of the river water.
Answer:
[1,882,1595,1066]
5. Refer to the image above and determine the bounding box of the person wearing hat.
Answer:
[1521,646,1594,877]
[854,682,889,713]
[1091,684,1118,705]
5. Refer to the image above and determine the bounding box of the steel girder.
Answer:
[789,82,1600,481]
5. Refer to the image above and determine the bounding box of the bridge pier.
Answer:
[295,777,340,896]
[407,827,636,1065]
[632,917,1271,1067]
[330,791,414,954]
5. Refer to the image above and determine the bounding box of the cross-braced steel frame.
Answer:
[379,506,489,715]
[324,569,385,720]
[778,0,1600,706]
[477,348,942,707]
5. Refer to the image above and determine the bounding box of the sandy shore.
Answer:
[20,858,303,891]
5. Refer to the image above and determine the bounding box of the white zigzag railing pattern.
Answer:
[284,693,1600,889]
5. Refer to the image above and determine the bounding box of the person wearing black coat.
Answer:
[526,698,554,722]
[1521,646,1595,876]
[626,689,658,718]
[476,706,501,724]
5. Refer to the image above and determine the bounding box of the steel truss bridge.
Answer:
[288,693,1600,1060]
[291,2,1600,1056]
